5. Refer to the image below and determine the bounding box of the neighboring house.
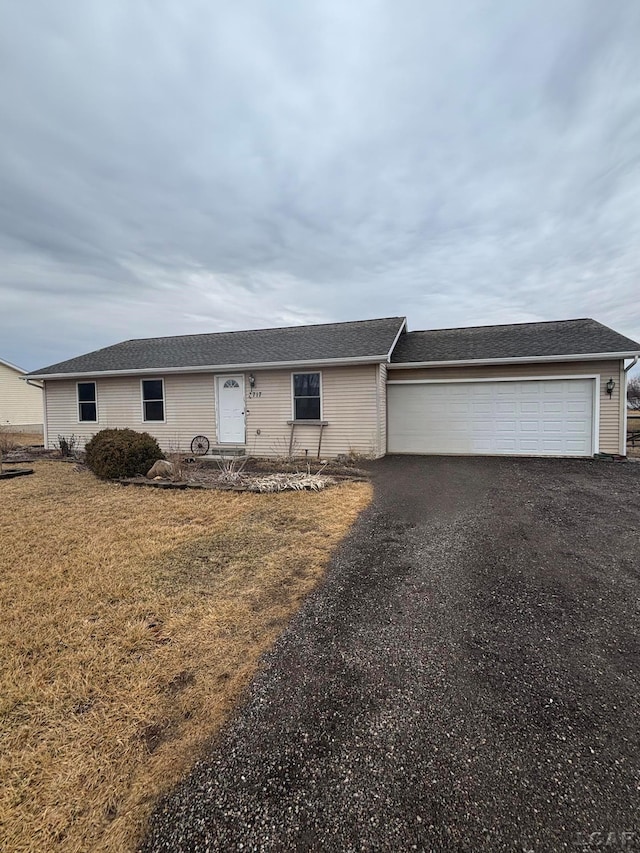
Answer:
[26,317,640,459]
[0,357,43,432]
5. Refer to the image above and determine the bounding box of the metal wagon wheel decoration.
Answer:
[190,435,210,455]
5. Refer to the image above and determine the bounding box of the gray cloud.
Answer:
[1,0,639,369]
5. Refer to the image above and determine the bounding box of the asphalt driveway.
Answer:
[143,457,640,852]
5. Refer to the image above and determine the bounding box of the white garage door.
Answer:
[387,378,595,457]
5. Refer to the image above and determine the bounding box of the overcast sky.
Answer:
[1,1,640,370]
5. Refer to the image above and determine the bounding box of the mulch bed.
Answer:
[3,447,61,464]
[239,458,370,478]
[2,450,371,491]
[120,458,370,492]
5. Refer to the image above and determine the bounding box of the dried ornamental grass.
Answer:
[0,461,371,853]
[247,472,336,492]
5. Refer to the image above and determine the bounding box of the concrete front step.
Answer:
[203,446,246,458]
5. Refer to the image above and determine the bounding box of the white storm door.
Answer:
[216,375,246,443]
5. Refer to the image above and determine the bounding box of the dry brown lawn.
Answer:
[627,415,640,458]
[628,414,640,458]
[0,430,44,448]
[0,462,371,852]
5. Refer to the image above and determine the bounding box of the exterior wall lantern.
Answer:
[606,378,615,397]
[249,373,256,388]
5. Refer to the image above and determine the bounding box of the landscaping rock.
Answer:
[146,460,174,479]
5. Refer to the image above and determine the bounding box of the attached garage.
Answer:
[387,377,596,457]
[26,315,638,461]
[386,319,640,459]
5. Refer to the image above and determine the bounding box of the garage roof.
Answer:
[28,317,406,378]
[391,318,640,364]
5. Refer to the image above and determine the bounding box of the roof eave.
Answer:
[388,351,640,369]
[386,318,408,362]
[28,353,389,380]
[0,357,26,373]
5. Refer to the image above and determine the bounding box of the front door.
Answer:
[217,375,245,444]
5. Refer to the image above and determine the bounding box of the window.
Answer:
[223,379,240,388]
[142,379,165,421]
[77,382,97,422]
[293,373,321,420]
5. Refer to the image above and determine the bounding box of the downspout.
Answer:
[622,357,639,455]
[375,364,381,458]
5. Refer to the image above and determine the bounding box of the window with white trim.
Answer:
[292,373,321,420]
[142,379,165,421]
[77,382,97,422]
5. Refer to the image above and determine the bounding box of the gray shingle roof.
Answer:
[29,317,406,377]
[391,318,640,364]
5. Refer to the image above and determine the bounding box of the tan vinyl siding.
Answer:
[0,363,43,427]
[320,364,381,457]
[44,364,384,458]
[45,374,218,452]
[377,363,387,458]
[609,360,624,454]
[388,360,624,455]
[245,364,382,458]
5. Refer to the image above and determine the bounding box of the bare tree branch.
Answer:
[627,376,640,410]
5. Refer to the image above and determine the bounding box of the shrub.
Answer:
[85,429,164,480]
[56,434,78,457]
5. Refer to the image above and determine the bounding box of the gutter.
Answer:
[26,354,389,381]
[388,351,640,369]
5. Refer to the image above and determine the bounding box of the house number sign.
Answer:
[248,390,262,398]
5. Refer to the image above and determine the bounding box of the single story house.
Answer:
[26,317,640,459]
[0,357,43,432]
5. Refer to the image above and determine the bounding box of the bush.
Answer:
[85,429,164,480]
[56,434,78,457]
